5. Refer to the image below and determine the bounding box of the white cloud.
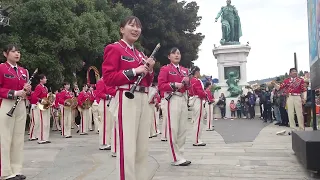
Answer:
[181,0,310,81]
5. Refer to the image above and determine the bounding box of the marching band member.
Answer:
[102,16,155,179]
[58,82,73,138]
[31,74,51,144]
[73,83,80,97]
[88,85,98,132]
[52,89,62,131]
[91,86,100,134]
[149,85,161,138]
[204,82,214,131]
[70,91,77,130]
[0,44,31,180]
[96,78,116,151]
[160,91,168,141]
[274,68,306,133]
[28,90,38,141]
[77,84,90,135]
[158,47,191,166]
[26,96,32,135]
[189,66,207,146]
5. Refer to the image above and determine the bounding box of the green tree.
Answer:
[298,70,304,77]
[0,0,131,90]
[113,0,204,68]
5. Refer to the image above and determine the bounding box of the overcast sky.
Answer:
[182,0,309,81]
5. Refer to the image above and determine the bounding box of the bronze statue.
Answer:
[226,71,242,97]
[215,0,242,45]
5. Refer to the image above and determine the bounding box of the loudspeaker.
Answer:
[292,131,320,172]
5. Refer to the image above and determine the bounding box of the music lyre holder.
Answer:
[0,5,14,27]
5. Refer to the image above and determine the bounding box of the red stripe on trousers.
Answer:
[62,108,65,136]
[196,100,203,144]
[103,100,106,145]
[167,101,177,162]
[81,112,84,133]
[29,109,35,139]
[118,90,125,180]
[40,110,44,141]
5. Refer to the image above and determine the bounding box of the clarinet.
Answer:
[7,68,38,117]
[166,67,195,101]
[124,43,161,99]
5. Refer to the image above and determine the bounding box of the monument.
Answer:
[212,0,251,118]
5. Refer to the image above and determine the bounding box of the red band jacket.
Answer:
[0,62,29,100]
[158,64,189,94]
[102,40,154,88]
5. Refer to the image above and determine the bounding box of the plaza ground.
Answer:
[23,119,317,180]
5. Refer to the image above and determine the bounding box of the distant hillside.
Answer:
[248,70,307,85]
[248,77,276,85]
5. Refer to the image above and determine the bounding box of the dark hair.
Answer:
[83,84,88,88]
[38,74,46,80]
[63,82,70,86]
[191,66,200,75]
[3,44,20,54]
[204,81,211,89]
[289,68,297,73]
[120,16,142,29]
[168,47,180,55]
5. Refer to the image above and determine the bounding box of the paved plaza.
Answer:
[23,119,317,180]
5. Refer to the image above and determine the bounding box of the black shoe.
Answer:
[6,177,20,180]
[178,161,191,166]
[99,146,111,150]
[193,143,206,146]
[275,122,280,125]
[16,174,26,179]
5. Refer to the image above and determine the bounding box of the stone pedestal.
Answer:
[212,44,251,118]
[213,44,251,86]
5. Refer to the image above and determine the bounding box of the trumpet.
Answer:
[7,68,38,117]
[125,43,161,99]
[38,92,56,111]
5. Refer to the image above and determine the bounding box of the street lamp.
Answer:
[0,5,14,27]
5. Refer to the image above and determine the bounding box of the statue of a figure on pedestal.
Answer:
[215,0,242,45]
[226,71,242,97]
